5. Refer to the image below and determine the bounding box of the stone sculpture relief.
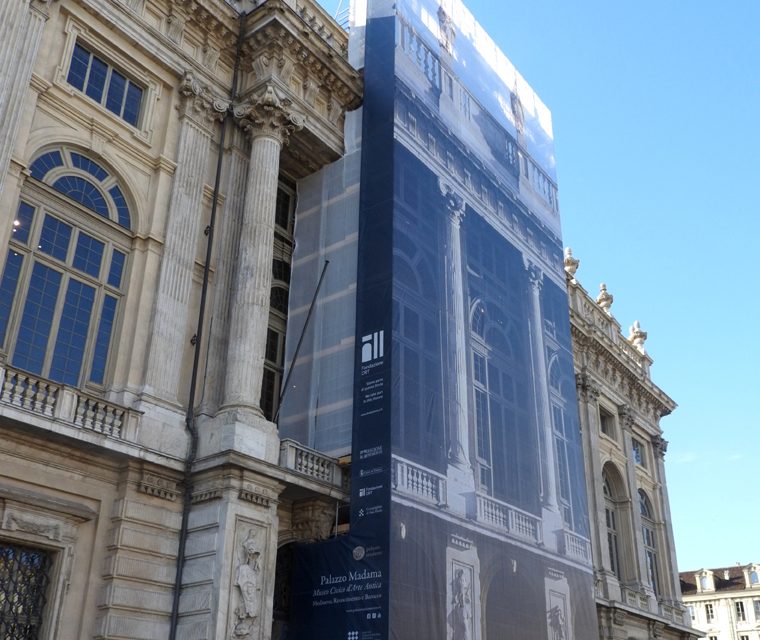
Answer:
[231,530,262,638]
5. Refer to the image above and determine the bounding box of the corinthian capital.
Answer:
[233,84,305,145]
[178,72,229,127]
[523,258,543,291]
[439,178,466,224]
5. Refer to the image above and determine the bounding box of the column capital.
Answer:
[524,258,544,291]
[438,178,465,224]
[178,72,229,128]
[233,84,305,145]
[617,404,635,431]
[651,434,668,459]
[575,371,600,404]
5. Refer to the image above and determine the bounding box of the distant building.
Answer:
[680,564,760,640]
[566,253,698,640]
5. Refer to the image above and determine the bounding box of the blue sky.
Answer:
[317,0,760,571]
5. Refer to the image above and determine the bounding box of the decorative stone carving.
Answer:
[612,608,626,626]
[617,405,635,432]
[234,84,305,145]
[652,435,668,459]
[648,620,664,639]
[138,472,179,501]
[2,510,62,541]
[292,499,334,542]
[231,530,263,638]
[166,9,186,44]
[563,247,579,282]
[627,320,648,354]
[575,372,600,404]
[179,72,229,127]
[437,6,456,54]
[596,283,613,315]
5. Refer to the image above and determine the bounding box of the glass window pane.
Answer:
[0,251,24,346]
[108,249,126,288]
[105,69,127,116]
[12,201,36,245]
[38,215,72,261]
[108,185,131,229]
[70,152,108,181]
[49,279,95,385]
[12,263,62,374]
[85,55,108,103]
[73,232,104,278]
[52,176,109,218]
[123,82,143,127]
[89,295,117,384]
[29,150,64,181]
[67,43,91,91]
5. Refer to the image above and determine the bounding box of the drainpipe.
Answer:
[168,13,245,639]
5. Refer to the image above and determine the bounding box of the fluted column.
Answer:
[144,74,227,403]
[0,0,51,193]
[219,85,304,414]
[200,126,249,416]
[525,260,559,512]
[439,180,470,468]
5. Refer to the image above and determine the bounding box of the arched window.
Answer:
[602,469,621,579]
[639,489,660,596]
[0,147,132,387]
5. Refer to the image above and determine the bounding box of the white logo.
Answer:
[361,330,384,363]
[353,546,366,561]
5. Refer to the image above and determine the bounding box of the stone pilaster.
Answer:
[143,74,227,404]
[525,260,559,515]
[652,433,679,604]
[200,85,303,462]
[0,0,50,194]
[200,125,249,416]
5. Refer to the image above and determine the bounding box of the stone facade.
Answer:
[566,252,697,640]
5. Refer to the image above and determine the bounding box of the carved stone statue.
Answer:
[627,320,648,354]
[563,247,579,282]
[232,530,262,638]
[547,605,566,640]
[448,568,471,640]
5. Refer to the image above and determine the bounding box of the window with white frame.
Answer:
[639,489,660,596]
[632,437,646,467]
[0,147,131,387]
[736,600,746,622]
[67,41,143,127]
[705,602,714,623]
[602,470,621,579]
[739,635,748,640]
[754,599,760,620]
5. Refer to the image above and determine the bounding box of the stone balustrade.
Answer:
[279,439,343,487]
[0,362,140,442]
[560,529,592,563]
[475,493,543,544]
[392,455,447,506]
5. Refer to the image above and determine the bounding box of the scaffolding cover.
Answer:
[285,1,597,638]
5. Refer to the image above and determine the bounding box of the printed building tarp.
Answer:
[281,0,598,638]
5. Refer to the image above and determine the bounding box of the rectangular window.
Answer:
[754,599,760,619]
[705,603,714,623]
[0,541,54,639]
[736,601,746,622]
[739,635,748,640]
[599,407,615,438]
[49,280,95,385]
[632,438,646,466]
[67,42,143,126]
[0,251,24,346]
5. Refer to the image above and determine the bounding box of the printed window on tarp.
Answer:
[0,147,131,387]
[465,214,538,514]
[0,541,54,640]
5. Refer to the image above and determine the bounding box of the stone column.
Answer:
[220,86,303,413]
[200,125,249,416]
[0,0,51,194]
[439,180,470,468]
[524,260,559,514]
[143,74,227,404]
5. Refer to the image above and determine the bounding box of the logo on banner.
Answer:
[361,331,384,363]
[353,546,366,561]
[348,632,359,640]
